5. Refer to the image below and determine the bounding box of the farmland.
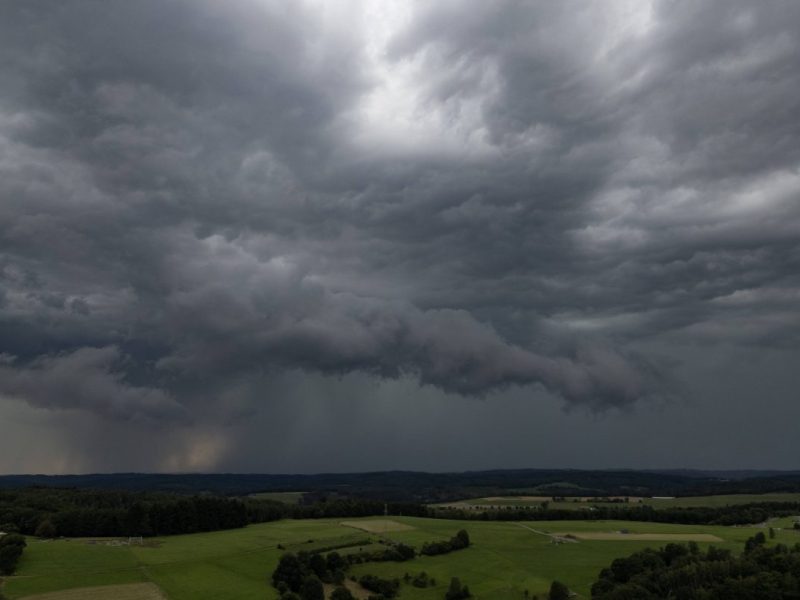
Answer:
[437,492,800,511]
[3,514,800,600]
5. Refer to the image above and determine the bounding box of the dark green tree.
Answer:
[35,519,57,539]
[309,553,328,579]
[272,553,308,592]
[548,580,569,600]
[454,530,470,549]
[0,534,27,575]
[445,577,471,600]
[300,576,325,600]
[330,586,355,600]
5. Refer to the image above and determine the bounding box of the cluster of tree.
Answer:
[433,501,800,527]
[445,577,471,600]
[590,534,800,599]
[0,488,248,537]
[403,571,436,588]
[421,529,471,556]
[272,551,349,593]
[358,574,401,598]
[0,533,26,575]
[271,546,415,600]
[272,530,471,599]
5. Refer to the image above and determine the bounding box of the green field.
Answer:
[3,516,799,600]
[439,492,800,511]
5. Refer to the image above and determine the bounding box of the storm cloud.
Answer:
[1,1,799,472]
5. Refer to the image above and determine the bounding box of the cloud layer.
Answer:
[1,0,798,471]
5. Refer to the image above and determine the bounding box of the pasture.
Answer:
[552,531,724,542]
[340,520,415,533]
[2,515,799,600]
[20,583,166,600]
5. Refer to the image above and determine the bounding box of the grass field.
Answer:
[340,520,416,533]
[3,516,799,600]
[19,583,166,600]
[439,492,800,511]
[552,532,724,542]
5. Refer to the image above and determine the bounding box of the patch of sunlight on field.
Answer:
[19,583,165,600]
[340,519,415,533]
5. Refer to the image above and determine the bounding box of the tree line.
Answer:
[4,486,799,539]
[0,488,247,537]
[432,501,800,526]
[0,488,427,538]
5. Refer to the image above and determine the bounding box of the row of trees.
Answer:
[591,534,800,598]
[0,488,249,537]
[246,498,428,522]
[432,501,800,526]
[420,529,471,556]
[0,533,26,575]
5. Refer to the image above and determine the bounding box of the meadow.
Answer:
[3,513,800,600]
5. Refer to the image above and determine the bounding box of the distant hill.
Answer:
[2,469,799,502]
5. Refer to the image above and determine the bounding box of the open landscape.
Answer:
[3,495,800,599]
[3,1,800,598]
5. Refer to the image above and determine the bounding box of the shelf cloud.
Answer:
[1,0,798,472]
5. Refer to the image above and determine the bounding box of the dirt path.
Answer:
[514,523,578,543]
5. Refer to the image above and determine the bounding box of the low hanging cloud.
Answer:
[0,346,186,422]
[0,0,799,467]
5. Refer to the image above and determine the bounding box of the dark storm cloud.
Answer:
[0,346,185,422]
[0,0,799,470]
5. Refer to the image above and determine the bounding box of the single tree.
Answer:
[330,586,355,600]
[548,580,570,600]
[300,576,325,600]
[35,520,57,539]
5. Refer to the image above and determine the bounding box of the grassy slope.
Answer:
[3,516,800,599]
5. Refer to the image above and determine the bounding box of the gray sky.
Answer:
[1,0,799,474]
